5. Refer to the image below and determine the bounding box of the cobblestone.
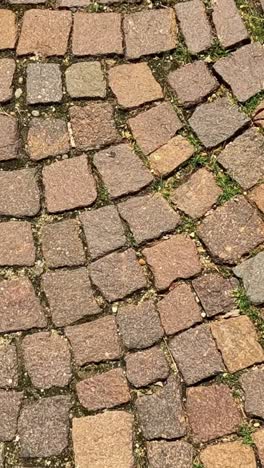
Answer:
[0,221,35,267]
[200,441,257,468]
[66,61,106,98]
[0,115,19,161]
[148,135,194,177]
[27,118,70,161]
[26,63,62,104]
[212,0,248,48]
[0,10,17,50]
[0,168,40,217]
[125,346,169,388]
[0,59,16,103]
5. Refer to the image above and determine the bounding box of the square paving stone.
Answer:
[125,346,169,388]
[93,144,153,199]
[0,114,19,161]
[192,273,238,317]
[116,300,164,350]
[42,268,100,327]
[142,234,201,291]
[118,193,180,244]
[0,391,23,441]
[128,102,183,155]
[18,396,71,458]
[41,219,85,268]
[214,43,264,102]
[186,384,242,442]
[124,9,177,59]
[0,58,16,103]
[148,135,194,177]
[217,128,264,190]
[158,282,202,336]
[253,429,264,467]
[200,441,257,468]
[189,97,249,148]
[26,63,62,105]
[147,440,193,468]
[234,251,264,305]
[0,342,18,388]
[249,184,264,213]
[109,62,163,109]
[171,168,222,218]
[168,61,218,107]
[43,155,97,213]
[76,368,130,410]
[211,316,264,372]
[175,0,213,54]
[72,412,134,468]
[0,10,17,50]
[0,221,35,267]
[0,168,40,217]
[240,365,264,420]
[197,196,264,264]
[0,277,46,333]
[65,316,121,365]
[17,10,72,56]
[69,102,120,150]
[91,249,146,302]
[27,118,70,161]
[66,61,106,98]
[80,205,126,260]
[170,324,225,385]
[212,0,248,48]
[72,12,122,56]
[135,376,186,440]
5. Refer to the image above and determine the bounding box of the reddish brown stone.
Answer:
[41,219,85,268]
[148,135,194,177]
[0,221,35,267]
[116,300,164,350]
[27,118,70,161]
[0,168,40,217]
[72,12,122,56]
[22,332,71,389]
[26,63,62,105]
[147,440,193,468]
[76,368,130,410]
[0,390,23,441]
[57,0,90,6]
[249,183,264,213]
[240,366,264,419]
[72,411,134,468]
[253,429,264,467]
[212,0,248,48]
[17,10,72,56]
[69,102,120,150]
[65,316,121,366]
[253,99,264,129]
[125,346,169,388]
[197,196,264,264]
[0,277,46,333]
[0,10,17,50]
[0,114,19,161]
[18,396,71,457]
[0,342,18,388]
[200,441,257,468]
[43,155,97,213]
[42,268,100,327]
[0,58,16,103]
[129,102,183,155]
[124,9,177,59]
[175,0,213,53]
[142,234,201,291]
[158,282,202,335]
[66,61,106,99]
[186,384,242,442]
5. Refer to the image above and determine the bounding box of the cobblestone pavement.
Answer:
[0,0,264,467]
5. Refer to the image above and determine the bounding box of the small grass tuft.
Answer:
[193,462,205,468]
[238,423,255,446]
[236,0,264,43]
[199,39,230,63]
[233,287,264,345]
[217,372,241,389]
[177,216,197,235]
[241,90,264,115]
[189,153,209,169]
[216,172,242,203]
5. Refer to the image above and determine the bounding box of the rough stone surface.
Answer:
[43,155,97,213]
[0,221,35,267]
[109,62,162,108]
[253,99,264,129]
[118,193,180,244]
[0,168,40,217]
[124,9,177,59]
[17,10,72,56]
[253,429,264,467]
[211,316,264,372]
[197,196,264,264]
[72,412,134,468]
[0,391,23,441]
[18,396,71,458]
[170,324,225,385]
[125,347,169,388]
[240,366,264,419]
[147,440,193,468]
[0,115,19,161]
[0,58,16,103]
[175,0,213,53]
[212,0,248,48]
[135,377,186,440]
[66,62,106,98]
[42,268,100,327]
[214,43,264,102]
[57,0,90,5]
[94,144,153,199]
[65,316,121,365]
[168,61,218,107]
[0,10,17,50]
[200,441,257,468]
[129,102,183,155]
[148,135,194,177]
[189,97,249,148]
[0,342,18,388]
[142,234,201,291]
[171,168,222,218]
[76,368,130,410]
[116,300,164,350]
[0,278,46,333]
[249,183,264,213]
[27,118,70,161]
[26,63,62,104]
[234,252,264,305]
[186,384,242,442]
